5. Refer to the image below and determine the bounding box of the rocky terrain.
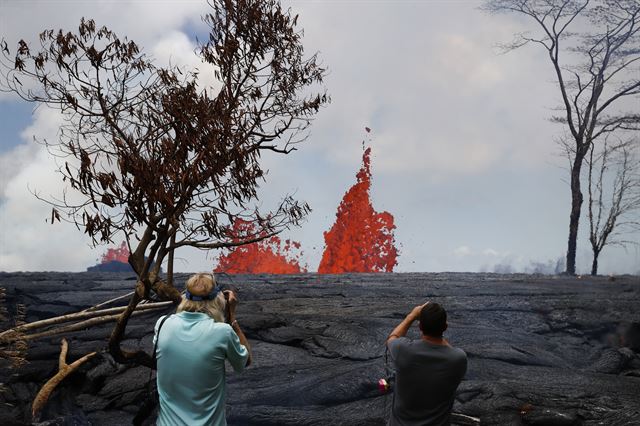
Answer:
[1,272,639,425]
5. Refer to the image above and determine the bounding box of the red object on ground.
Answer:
[318,147,398,274]
[214,219,307,274]
[101,241,129,264]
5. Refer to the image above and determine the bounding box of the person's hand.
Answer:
[408,301,429,321]
[224,290,238,317]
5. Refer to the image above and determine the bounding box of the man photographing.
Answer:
[386,301,467,426]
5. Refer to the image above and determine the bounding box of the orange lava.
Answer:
[101,241,129,264]
[214,219,306,274]
[318,147,398,273]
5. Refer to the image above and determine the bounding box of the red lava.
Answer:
[101,241,129,264]
[318,146,398,273]
[214,219,306,274]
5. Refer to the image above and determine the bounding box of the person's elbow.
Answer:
[232,351,251,372]
[231,359,247,373]
[386,334,399,346]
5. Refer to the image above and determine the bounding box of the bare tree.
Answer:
[484,0,640,275]
[586,137,639,275]
[0,0,327,366]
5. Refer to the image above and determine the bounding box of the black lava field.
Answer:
[1,272,639,425]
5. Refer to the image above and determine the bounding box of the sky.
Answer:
[0,0,638,275]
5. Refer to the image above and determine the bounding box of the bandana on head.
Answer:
[185,285,222,301]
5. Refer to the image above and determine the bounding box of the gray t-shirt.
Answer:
[387,337,467,426]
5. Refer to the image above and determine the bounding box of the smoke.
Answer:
[525,257,565,275]
[492,263,514,274]
[490,255,565,275]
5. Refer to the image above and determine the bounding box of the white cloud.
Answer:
[428,34,505,92]
[0,108,96,271]
[482,248,500,257]
[0,141,39,200]
[0,2,211,271]
[282,1,562,184]
[1,106,68,199]
[453,246,472,257]
[0,107,149,272]
[0,1,207,50]
[151,31,222,96]
[0,0,208,101]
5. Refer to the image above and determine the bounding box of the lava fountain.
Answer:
[101,241,129,264]
[87,241,132,272]
[318,146,398,273]
[214,219,307,274]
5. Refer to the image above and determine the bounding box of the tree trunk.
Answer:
[108,280,154,367]
[107,276,181,367]
[591,252,599,276]
[566,157,584,275]
[167,241,174,287]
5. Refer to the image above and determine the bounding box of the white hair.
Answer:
[176,273,226,322]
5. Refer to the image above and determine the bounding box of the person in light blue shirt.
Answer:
[154,273,252,426]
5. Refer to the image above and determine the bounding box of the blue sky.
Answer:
[0,0,638,274]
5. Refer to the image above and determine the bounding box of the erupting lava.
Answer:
[214,219,307,274]
[87,241,132,272]
[318,146,398,273]
[92,141,398,275]
[101,241,129,264]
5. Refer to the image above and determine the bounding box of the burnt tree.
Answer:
[484,0,640,274]
[585,137,639,275]
[0,0,327,366]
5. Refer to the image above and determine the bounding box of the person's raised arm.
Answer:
[386,302,429,346]
[225,290,252,367]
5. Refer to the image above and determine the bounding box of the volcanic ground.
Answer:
[1,272,639,425]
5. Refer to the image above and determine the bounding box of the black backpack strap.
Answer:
[153,314,171,367]
[133,314,172,426]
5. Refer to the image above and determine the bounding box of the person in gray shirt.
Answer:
[386,301,467,426]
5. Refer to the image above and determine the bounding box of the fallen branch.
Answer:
[31,338,96,421]
[23,307,164,341]
[0,301,172,340]
[81,291,135,312]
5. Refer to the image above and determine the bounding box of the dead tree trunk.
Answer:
[107,277,181,367]
[566,156,584,275]
[108,281,152,367]
[591,253,600,276]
